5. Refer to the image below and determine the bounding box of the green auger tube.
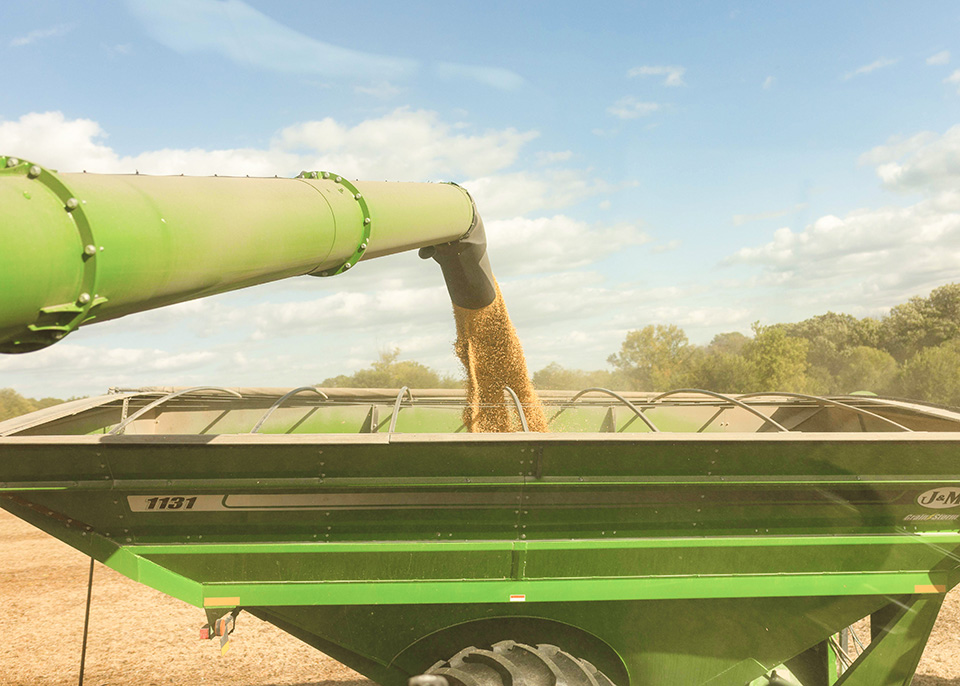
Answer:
[0,156,482,353]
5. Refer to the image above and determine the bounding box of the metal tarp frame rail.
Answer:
[650,388,790,432]
[108,387,243,435]
[503,386,530,432]
[249,386,329,434]
[736,391,913,432]
[388,387,414,433]
[549,387,660,433]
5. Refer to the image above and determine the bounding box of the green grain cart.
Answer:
[1,156,959,686]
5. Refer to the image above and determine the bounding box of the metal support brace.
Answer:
[834,594,944,686]
[549,387,659,432]
[503,386,530,432]
[108,387,242,434]
[737,392,912,432]
[388,387,413,433]
[249,386,328,433]
[651,388,791,432]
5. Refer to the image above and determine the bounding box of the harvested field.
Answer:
[0,508,957,686]
[0,510,369,686]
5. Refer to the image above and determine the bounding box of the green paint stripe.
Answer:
[104,546,204,607]
[200,571,950,606]
[129,533,960,556]
[0,486,70,491]
[4,477,960,491]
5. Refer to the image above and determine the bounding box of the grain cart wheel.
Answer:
[424,640,618,686]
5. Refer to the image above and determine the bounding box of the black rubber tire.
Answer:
[424,640,618,686]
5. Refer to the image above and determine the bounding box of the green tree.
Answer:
[834,346,898,395]
[780,312,881,393]
[880,283,960,362]
[0,388,65,422]
[320,349,461,389]
[705,331,750,357]
[686,333,754,393]
[532,363,627,391]
[897,340,960,407]
[744,323,810,392]
[782,312,879,353]
[607,324,694,391]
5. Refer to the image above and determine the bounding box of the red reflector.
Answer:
[200,626,211,640]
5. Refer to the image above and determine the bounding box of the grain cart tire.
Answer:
[424,640,618,686]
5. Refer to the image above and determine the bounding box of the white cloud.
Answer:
[927,50,951,66]
[639,305,752,329]
[433,62,525,91]
[126,0,414,79]
[0,112,114,170]
[102,43,133,57]
[946,69,960,92]
[842,57,898,80]
[124,0,522,90]
[464,170,620,219]
[729,125,960,305]
[0,111,298,176]
[353,81,403,99]
[0,345,214,373]
[485,216,650,275]
[9,24,73,48]
[497,272,639,329]
[859,131,938,167]
[242,287,453,341]
[607,97,661,120]
[627,65,686,86]
[0,270,645,398]
[536,150,573,164]
[862,124,960,192]
[762,76,776,89]
[728,199,960,298]
[125,146,297,177]
[650,239,681,254]
[0,109,539,181]
[732,203,807,226]
[277,108,539,179]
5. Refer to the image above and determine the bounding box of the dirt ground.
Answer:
[0,509,957,686]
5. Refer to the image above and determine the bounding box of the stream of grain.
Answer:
[453,283,547,433]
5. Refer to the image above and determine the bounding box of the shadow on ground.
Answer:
[911,678,960,686]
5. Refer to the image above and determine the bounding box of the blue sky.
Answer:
[2,1,960,398]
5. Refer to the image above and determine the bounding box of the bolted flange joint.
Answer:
[297,170,372,277]
[0,155,107,353]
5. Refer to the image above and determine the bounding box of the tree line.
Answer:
[327,283,960,407]
[2,283,958,420]
[0,388,67,423]
[534,282,960,406]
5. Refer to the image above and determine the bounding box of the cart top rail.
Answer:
[3,385,959,437]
